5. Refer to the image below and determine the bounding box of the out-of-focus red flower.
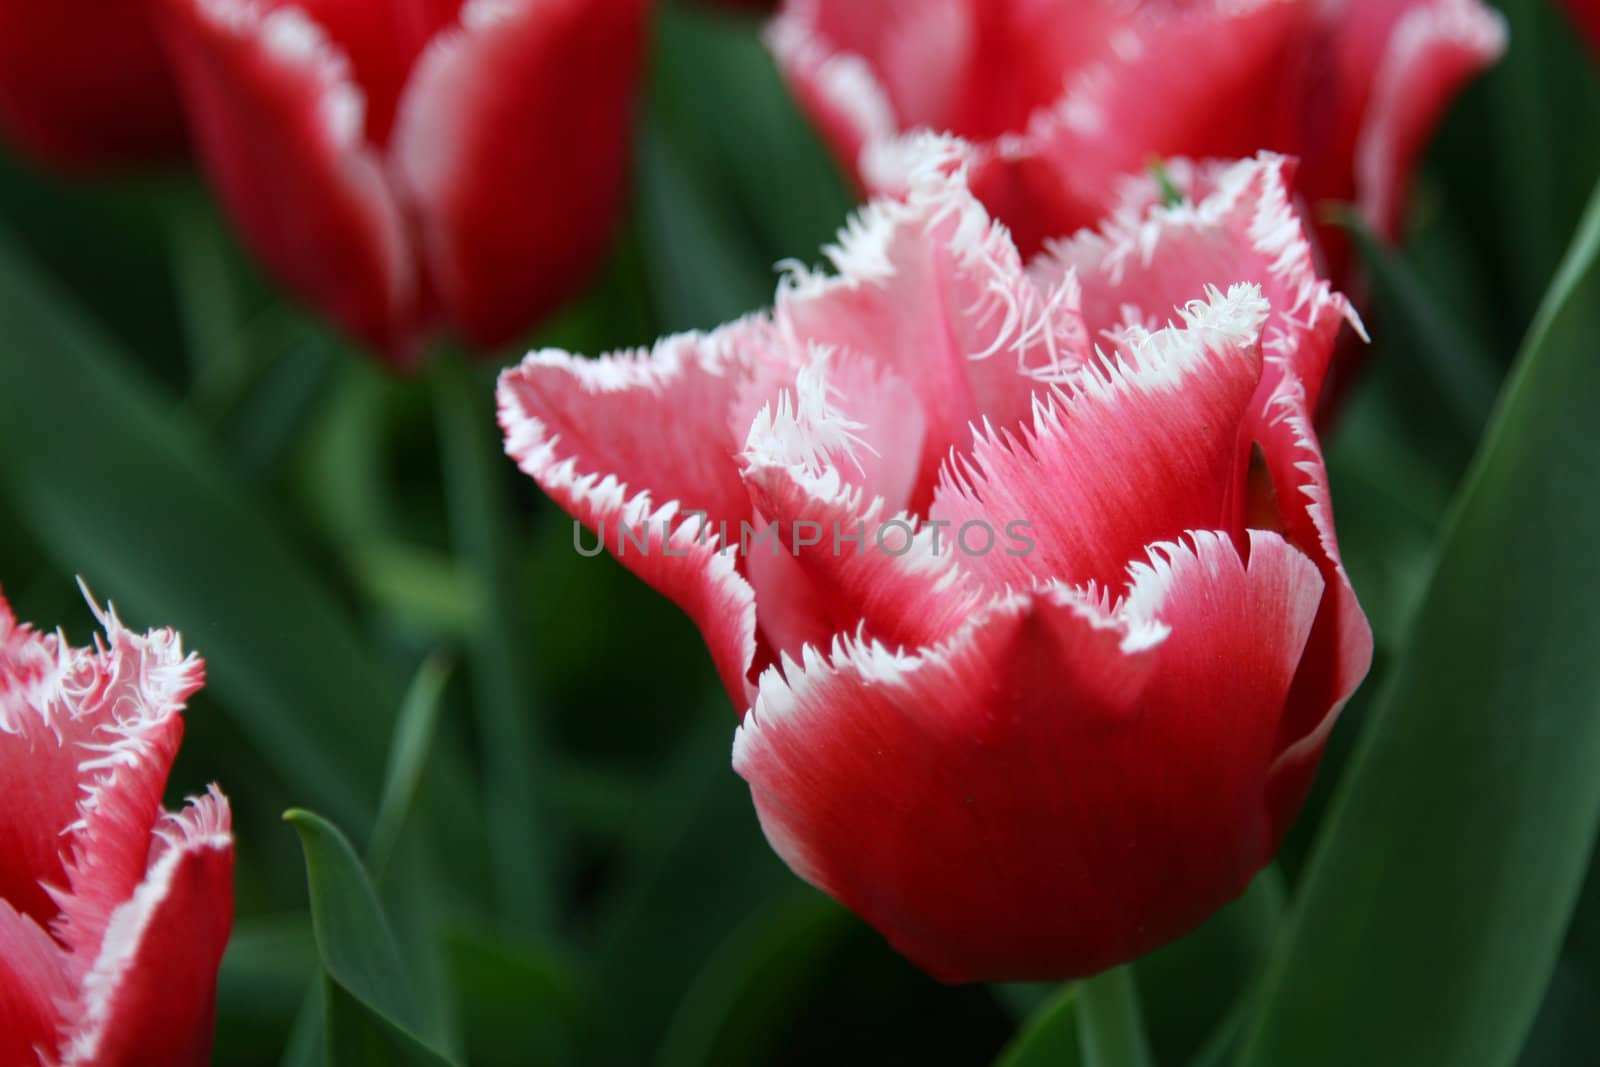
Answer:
[0,1,186,169]
[499,143,1372,982]
[770,0,1505,271]
[1567,0,1600,54]
[0,586,233,1066]
[154,0,650,366]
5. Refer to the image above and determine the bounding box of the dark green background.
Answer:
[1,2,1598,1064]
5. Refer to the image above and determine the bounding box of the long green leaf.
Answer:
[285,810,459,1067]
[367,653,455,880]
[433,356,556,938]
[0,226,389,830]
[1240,176,1600,1067]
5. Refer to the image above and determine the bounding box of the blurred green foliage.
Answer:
[1,1,1599,1064]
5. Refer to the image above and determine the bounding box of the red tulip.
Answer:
[0,586,233,1066]
[154,0,650,365]
[770,0,1505,268]
[0,1,185,169]
[499,144,1373,981]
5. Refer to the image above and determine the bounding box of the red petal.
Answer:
[735,530,1323,982]
[738,347,984,658]
[392,0,649,349]
[57,789,234,1067]
[279,0,464,145]
[0,595,201,947]
[499,328,763,706]
[0,900,70,1067]
[929,284,1268,593]
[0,0,185,168]
[1036,153,1357,404]
[775,153,1089,512]
[1255,377,1374,839]
[1335,0,1506,238]
[156,0,418,359]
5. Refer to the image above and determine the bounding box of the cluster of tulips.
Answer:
[5,0,1599,1064]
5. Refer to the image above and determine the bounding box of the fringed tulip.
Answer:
[154,0,650,365]
[498,143,1373,982]
[0,587,233,1066]
[770,0,1505,270]
[0,1,185,169]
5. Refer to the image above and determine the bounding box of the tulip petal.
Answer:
[0,0,185,168]
[1036,153,1359,404]
[499,328,762,706]
[1343,0,1506,237]
[156,0,417,358]
[736,529,1322,982]
[392,0,649,349]
[739,346,983,656]
[0,900,69,1067]
[1255,376,1374,838]
[57,789,234,1067]
[930,284,1268,593]
[0,595,201,949]
[776,154,1090,512]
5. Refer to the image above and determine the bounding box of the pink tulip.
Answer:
[154,0,651,365]
[0,587,232,1066]
[499,144,1372,982]
[0,1,185,169]
[771,0,1505,272]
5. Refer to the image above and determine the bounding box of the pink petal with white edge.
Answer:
[47,597,204,978]
[57,788,234,1067]
[776,147,1090,513]
[1347,0,1506,238]
[739,347,983,658]
[0,591,201,945]
[1035,153,1361,405]
[931,284,1267,593]
[735,529,1323,982]
[1254,375,1374,839]
[392,0,649,350]
[0,900,70,1067]
[155,0,417,360]
[499,326,763,707]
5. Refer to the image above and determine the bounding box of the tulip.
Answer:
[0,586,232,1066]
[0,1,185,169]
[769,0,1505,269]
[499,143,1373,981]
[154,0,650,365]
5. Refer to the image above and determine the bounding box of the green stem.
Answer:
[1077,967,1156,1067]
[433,353,557,939]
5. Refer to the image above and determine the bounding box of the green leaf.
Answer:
[1076,969,1155,1067]
[993,985,1084,1067]
[367,653,455,880]
[1240,176,1600,1067]
[433,355,557,938]
[284,809,458,1067]
[0,225,388,832]
[655,892,852,1067]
